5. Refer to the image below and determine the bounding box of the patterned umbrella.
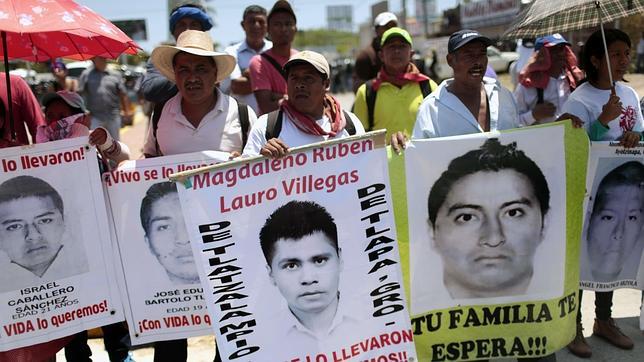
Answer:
[504,0,644,87]
[0,0,140,140]
[504,0,644,38]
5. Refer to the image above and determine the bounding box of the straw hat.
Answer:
[151,30,235,83]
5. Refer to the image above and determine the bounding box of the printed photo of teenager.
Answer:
[582,160,644,283]
[0,175,89,292]
[407,127,567,313]
[140,182,199,285]
[258,201,366,350]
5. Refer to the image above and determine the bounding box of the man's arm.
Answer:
[141,118,158,158]
[230,69,253,95]
[139,59,178,103]
[254,90,283,115]
[116,75,133,124]
[119,92,133,124]
[14,76,45,140]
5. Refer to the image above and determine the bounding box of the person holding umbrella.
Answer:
[562,28,643,358]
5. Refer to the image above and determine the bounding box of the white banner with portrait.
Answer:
[0,138,123,351]
[579,142,644,291]
[406,127,567,312]
[402,124,583,360]
[105,151,230,345]
[174,132,417,362]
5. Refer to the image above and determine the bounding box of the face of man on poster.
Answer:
[586,161,644,281]
[260,201,343,337]
[427,139,550,299]
[141,182,199,285]
[0,176,65,277]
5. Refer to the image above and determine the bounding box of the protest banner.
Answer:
[0,138,124,351]
[104,151,230,345]
[171,131,417,362]
[579,142,644,291]
[391,122,589,361]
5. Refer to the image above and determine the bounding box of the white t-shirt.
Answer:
[242,110,365,156]
[143,88,257,156]
[561,81,643,141]
[514,75,572,125]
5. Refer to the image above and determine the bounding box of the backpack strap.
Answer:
[536,88,544,104]
[237,101,250,149]
[419,79,432,98]
[151,99,169,157]
[264,109,283,140]
[365,80,377,131]
[265,109,355,139]
[343,110,356,136]
[260,53,287,80]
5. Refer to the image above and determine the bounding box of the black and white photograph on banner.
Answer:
[580,142,644,291]
[140,181,199,285]
[406,126,567,313]
[104,151,230,345]
[176,134,417,362]
[0,175,88,292]
[0,137,123,351]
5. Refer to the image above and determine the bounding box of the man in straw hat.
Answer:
[145,30,256,158]
[243,50,364,157]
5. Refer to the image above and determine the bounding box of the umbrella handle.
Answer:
[595,1,615,89]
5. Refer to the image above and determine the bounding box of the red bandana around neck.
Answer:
[281,94,346,137]
[372,63,430,91]
[518,46,584,90]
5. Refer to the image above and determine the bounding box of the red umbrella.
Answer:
[0,0,141,139]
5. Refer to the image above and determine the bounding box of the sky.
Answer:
[212,0,457,47]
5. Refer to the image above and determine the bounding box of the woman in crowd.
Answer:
[561,28,643,359]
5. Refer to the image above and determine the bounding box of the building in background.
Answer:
[459,0,521,38]
[327,5,353,33]
[415,0,439,37]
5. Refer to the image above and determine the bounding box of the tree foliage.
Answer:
[293,28,358,56]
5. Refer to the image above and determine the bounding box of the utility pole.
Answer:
[423,0,429,38]
[401,0,407,29]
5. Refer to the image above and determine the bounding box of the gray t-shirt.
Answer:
[78,67,126,122]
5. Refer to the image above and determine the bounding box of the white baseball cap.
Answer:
[373,12,398,27]
[284,51,330,79]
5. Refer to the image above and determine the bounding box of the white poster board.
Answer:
[105,151,230,344]
[579,142,644,291]
[175,133,417,362]
[406,127,567,313]
[0,138,123,351]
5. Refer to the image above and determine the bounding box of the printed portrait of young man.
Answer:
[0,175,89,291]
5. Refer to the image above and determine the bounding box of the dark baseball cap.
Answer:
[448,29,492,54]
[268,0,296,23]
